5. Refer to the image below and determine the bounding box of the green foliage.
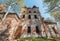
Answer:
[51,8,60,22]
[6,0,25,8]
[18,37,60,41]
[44,0,60,22]
[0,0,25,12]
[0,0,24,6]
[44,0,60,11]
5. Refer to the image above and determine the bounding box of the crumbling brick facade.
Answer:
[0,5,60,41]
[18,6,42,38]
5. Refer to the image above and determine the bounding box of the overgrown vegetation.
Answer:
[44,0,60,24]
[18,37,60,41]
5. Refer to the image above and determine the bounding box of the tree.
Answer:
[0,0,25,22]
[51,8,60,22]
[44,0,60,22]
[44,0,60,12]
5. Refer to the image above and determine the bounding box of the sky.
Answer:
[25,0,51,19]
[0,0,60,26]
[25,0,60,27]
[0,0,52,19]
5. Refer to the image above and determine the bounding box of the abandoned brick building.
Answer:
[18,6,60,38]
[0,4,60,41]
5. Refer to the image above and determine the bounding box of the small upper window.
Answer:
[23,11,25,13]
[27,26,31,33]
[29,11,31,13]
[28,15,31,19]
[22,15,25,18]
[34,11,36,13]
[34,15,37,19]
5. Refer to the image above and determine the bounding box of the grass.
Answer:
[18,37,60,41]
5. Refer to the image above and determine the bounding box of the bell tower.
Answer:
[19,6,42,37]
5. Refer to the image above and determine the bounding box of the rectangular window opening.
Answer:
[36,26,39,33]
[52,27,58,34]
[34,15,37,19]
[28,15,31,19]
[27,26,31,33]
[23,15,25,18]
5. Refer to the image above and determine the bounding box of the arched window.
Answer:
[36,26,39,33]
[34,11,36,13]
[27,26,31,33]
[28,15,31,19]
[22,15,25,18]
[29,11,31,13]
[23,11,25,13]
[34,15,37,19]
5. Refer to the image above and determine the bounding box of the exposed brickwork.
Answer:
[0,5,60,41]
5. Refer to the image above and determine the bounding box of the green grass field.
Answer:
[18,37,60,41]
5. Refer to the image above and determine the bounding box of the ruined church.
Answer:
[0,4,60,41]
